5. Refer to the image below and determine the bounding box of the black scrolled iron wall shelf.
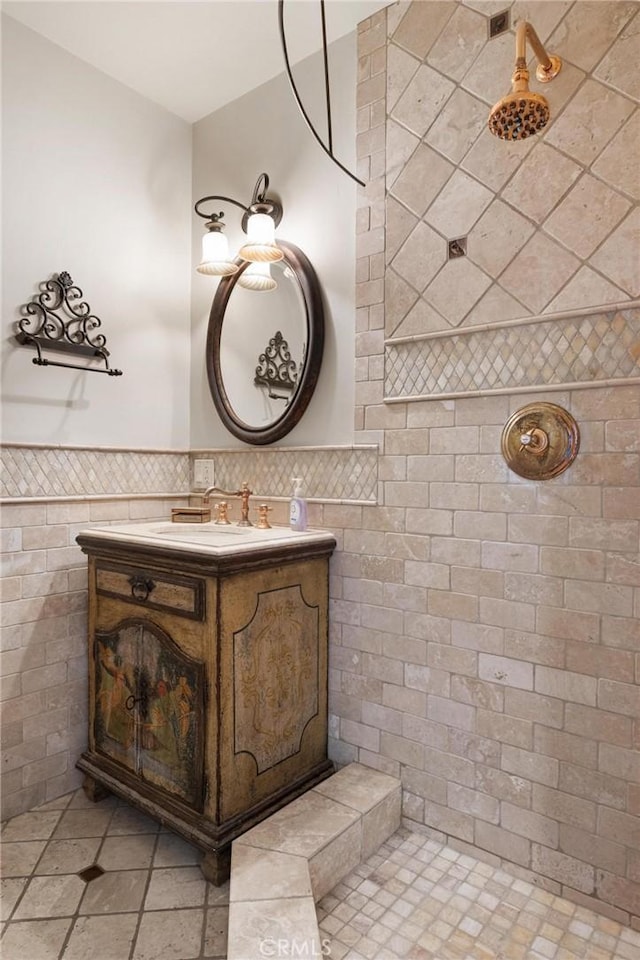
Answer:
[15,271,123,376]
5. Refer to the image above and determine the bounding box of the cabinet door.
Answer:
[94,619,206,809]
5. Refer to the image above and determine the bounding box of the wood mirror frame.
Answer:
[206,240,324,445]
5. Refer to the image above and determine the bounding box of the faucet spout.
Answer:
[202,481,253,526]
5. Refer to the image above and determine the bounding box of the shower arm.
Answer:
[512,21,562,89]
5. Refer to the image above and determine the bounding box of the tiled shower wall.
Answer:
[337,0,639,928]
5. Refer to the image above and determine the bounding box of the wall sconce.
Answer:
[194,173,283,278]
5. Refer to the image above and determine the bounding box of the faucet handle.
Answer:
[255,504,272,529]
[214,501,231,525]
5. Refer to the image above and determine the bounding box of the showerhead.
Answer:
[488,90,550,141]
[489,21,561,142]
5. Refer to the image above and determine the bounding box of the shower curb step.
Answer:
[227,762,402,959]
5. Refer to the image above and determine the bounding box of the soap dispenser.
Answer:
[289,477,308,531]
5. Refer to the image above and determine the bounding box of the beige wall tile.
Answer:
[546,79,635,166]
[593,110,640,201]
[565,702,632,748]
[391,1,455,61]
[501,143,582,224]
[544,173,631,259]
[391,64,455,138]
[535,666,597,705]
[424,88,487,164]
[500,233,581,314]
[591,207,640,296]
[427,5,486,82]
[559,761,628,810]
[531,844,594,894]
[389,143,454,218]
[548,1,637,73]
[475,821,531,867]
[502,802,559,847]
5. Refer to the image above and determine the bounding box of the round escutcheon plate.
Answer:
[501,402,580,480]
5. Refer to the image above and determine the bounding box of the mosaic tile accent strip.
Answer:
[319,825,640,960]
[190,446,379,504]
[385,305,640,400]
[1,446,190,500]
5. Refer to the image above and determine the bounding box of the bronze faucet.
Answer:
[202,482,253,526]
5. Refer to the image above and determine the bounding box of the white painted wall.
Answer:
[1,16,192,449]
[190,34,358,448]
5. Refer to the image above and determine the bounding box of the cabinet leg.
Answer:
[200,846,231,885]
[82,774,111,804]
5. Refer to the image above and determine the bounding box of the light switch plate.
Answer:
[193,458,215,488]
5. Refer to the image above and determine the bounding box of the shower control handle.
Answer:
[519,427,549,455]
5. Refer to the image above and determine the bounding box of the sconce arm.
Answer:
[194,195,249,221]
[194,173,282,231]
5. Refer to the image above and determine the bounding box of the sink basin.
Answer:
[76,519,335,556]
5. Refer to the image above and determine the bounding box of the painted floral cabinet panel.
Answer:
[94,619,205,809]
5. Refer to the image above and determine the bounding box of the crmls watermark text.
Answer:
[259,937,331,957]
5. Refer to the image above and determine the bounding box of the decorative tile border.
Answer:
[191,446,379,504]
[1,444,190,500]
[0,444,379,504]
[384,303,640,401]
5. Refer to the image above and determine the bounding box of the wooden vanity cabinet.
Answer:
[76,530,336,883]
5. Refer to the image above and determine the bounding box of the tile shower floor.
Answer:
[2,791,640,960]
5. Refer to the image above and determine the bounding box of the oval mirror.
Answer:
[206,240,324,445]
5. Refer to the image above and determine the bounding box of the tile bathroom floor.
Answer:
[2,791,640,960]
[317,826,640,960]
[0,788,229,960]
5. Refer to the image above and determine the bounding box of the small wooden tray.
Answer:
[171,507,211,523]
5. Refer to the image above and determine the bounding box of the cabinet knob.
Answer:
[128,575,156,602]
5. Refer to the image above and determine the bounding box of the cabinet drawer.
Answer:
[96,562,205,620]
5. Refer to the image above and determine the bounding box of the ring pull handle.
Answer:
[128,575,156,602]
[125,694,139,711]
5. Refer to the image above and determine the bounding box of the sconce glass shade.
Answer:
[196,228,238,276]
[237,262,277,292]
[238,212,284,263]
